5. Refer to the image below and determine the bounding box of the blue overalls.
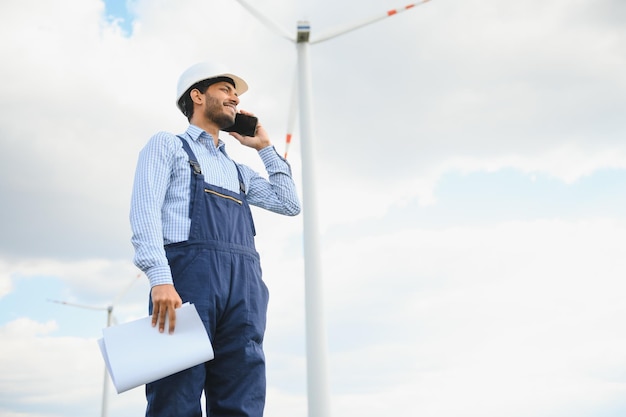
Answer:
[146,136,269,417]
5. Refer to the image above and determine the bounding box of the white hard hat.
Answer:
[176,62,248,112]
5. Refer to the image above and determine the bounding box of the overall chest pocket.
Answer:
[204,188,242,205]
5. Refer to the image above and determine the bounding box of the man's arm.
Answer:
[244,147,301,215]
[228,111,301,215]
[130,133,182,333]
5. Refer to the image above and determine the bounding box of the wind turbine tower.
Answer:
[233,2,432,416]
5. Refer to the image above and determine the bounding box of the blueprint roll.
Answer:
[98,303,214,393]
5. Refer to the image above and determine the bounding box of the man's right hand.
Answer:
[150,284,183,334]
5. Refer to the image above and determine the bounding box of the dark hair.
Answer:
[178,76,236,120]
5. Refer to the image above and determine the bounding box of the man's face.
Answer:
[201,81,239,129]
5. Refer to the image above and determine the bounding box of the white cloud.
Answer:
[0,317,98,416]
[0,316,146,417]
[315,217,626,416]
[0,257,145,303]
[0,265,14,298]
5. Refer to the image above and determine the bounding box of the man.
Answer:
[130,61,301,417]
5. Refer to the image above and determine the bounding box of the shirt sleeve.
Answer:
[239,145,301,216]
[129,133,177,288]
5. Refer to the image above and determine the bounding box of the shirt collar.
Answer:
[185,124,226,150]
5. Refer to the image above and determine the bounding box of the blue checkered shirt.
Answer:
[130,124,301,288]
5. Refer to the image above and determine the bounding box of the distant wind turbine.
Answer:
[232,2,432,417]
[48,273,142,417]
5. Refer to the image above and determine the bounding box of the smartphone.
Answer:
[223,113,258,137]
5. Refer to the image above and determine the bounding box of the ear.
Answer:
[190,88,205,105]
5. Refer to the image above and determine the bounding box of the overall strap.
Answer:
[234,163,246,195]
[177,134,246,195]
[176,135,202,175]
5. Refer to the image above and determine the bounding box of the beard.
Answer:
[203,95,236,130]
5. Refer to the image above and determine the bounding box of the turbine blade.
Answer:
[233,0,296,42]
[284,72,299,159]
[311,1,432,45]
[111,273,142,306]
[47,298,107,311]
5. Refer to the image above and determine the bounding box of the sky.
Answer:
[1,0,625,416]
